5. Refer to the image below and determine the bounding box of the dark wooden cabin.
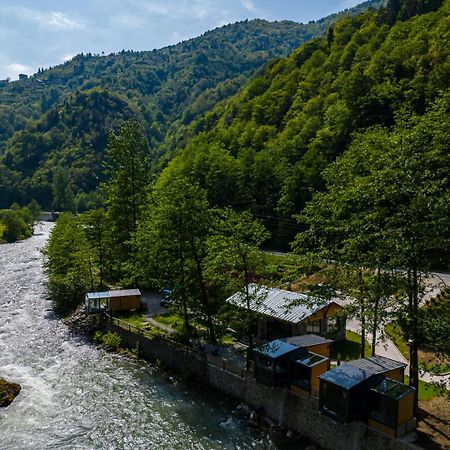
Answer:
[368,378,416,437]
[289,351,330,397]
[253,339,305,387]
[319,356,407,423]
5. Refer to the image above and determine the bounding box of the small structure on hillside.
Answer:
[252,339,305,387]
[85,289,141,314]
[318,356,407,423]
[226,285,345,341]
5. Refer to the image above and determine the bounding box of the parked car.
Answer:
[160,288,172,307]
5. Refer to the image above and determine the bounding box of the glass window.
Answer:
[323,382,347,419]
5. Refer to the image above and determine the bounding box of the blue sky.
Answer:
[0,0,364,80]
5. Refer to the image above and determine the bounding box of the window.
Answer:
[307,320,321,334]
[322,382,347,420]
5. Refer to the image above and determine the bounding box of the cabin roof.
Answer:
[254,339,300,359]
[86,289,141,300]
[320,356,406,390]
[285,334,332,348]
[348,356,406,373]
[319,363,375,389]
[226,285,339,324]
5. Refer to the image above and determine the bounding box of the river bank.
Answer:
[0,222,307,449]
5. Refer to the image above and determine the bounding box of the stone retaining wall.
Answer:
[106,322,420,450]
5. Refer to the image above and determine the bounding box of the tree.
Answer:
[135,177,216,340]
[81,209,109,289]
[295,96,450,413]
[206,208,270,352]
[52,166,75,212]
[44,214,92,313]
[102,120,152,275]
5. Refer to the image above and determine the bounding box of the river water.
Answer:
[0,223,280,450]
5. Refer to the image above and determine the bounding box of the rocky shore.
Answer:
[0,379,21,407]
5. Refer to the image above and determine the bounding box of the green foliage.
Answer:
[93,331,123,351]
[102,120,152,275]
[0,15,369,209]
[161,0,450,225]
[44,213,94,313]
[0,205,33,242]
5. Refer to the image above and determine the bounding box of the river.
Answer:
[0,222,282,450]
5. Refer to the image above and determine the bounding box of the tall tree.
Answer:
[206,208,270,352]
[135,177,216,340]
[102,120,152,275]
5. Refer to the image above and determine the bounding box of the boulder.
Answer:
[0,378,21,407]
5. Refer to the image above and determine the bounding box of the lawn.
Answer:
[385,322,410,360]
[330,330,372,362]
[115,311,148,328]
[404,375,448,401]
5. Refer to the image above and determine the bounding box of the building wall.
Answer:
[109,295,141,312]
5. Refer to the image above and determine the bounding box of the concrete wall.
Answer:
[106,322,419,450]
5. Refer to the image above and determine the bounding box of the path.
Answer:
[347,318,450,389]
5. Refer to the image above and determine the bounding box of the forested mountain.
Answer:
[0,1,384,208]
[159,0,449,220]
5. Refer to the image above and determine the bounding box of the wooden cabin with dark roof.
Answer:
[318,356,407,423]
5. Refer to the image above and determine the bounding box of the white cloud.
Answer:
[110,14,145,29]
[44,11,84,30]
[241,0,257,13]
[4,6,84,31]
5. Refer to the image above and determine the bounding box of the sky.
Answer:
[0,0,364,80]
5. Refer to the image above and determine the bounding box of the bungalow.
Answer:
[226,285,345,342]
[85,289,141,314]
[318,356,407,424]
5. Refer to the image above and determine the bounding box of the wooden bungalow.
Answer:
[85,289,141,314]
[368,378,416,438]
[319,356,407,423]
[252,339,305,387]
[289,351,330,398]
[226,285,345,342]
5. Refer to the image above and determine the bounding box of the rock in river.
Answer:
[0,379,21,407]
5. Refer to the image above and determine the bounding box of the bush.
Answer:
[93,331,123,351]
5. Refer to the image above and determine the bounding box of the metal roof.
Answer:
[348,356,406,373]
[285,334,332,348]
[319,363,376,389]
[226,285,337,324]
[86,289,141,300]
[320,356,406,390]
[254,339,300,359]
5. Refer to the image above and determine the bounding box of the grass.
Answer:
[330,330,372,362]
[404,376,448,401]
[116,311,148,328]
[385,322,410,360]
[152,313,185,333]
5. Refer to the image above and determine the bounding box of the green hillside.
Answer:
[159,0,448,223]
[0,1,383,208]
